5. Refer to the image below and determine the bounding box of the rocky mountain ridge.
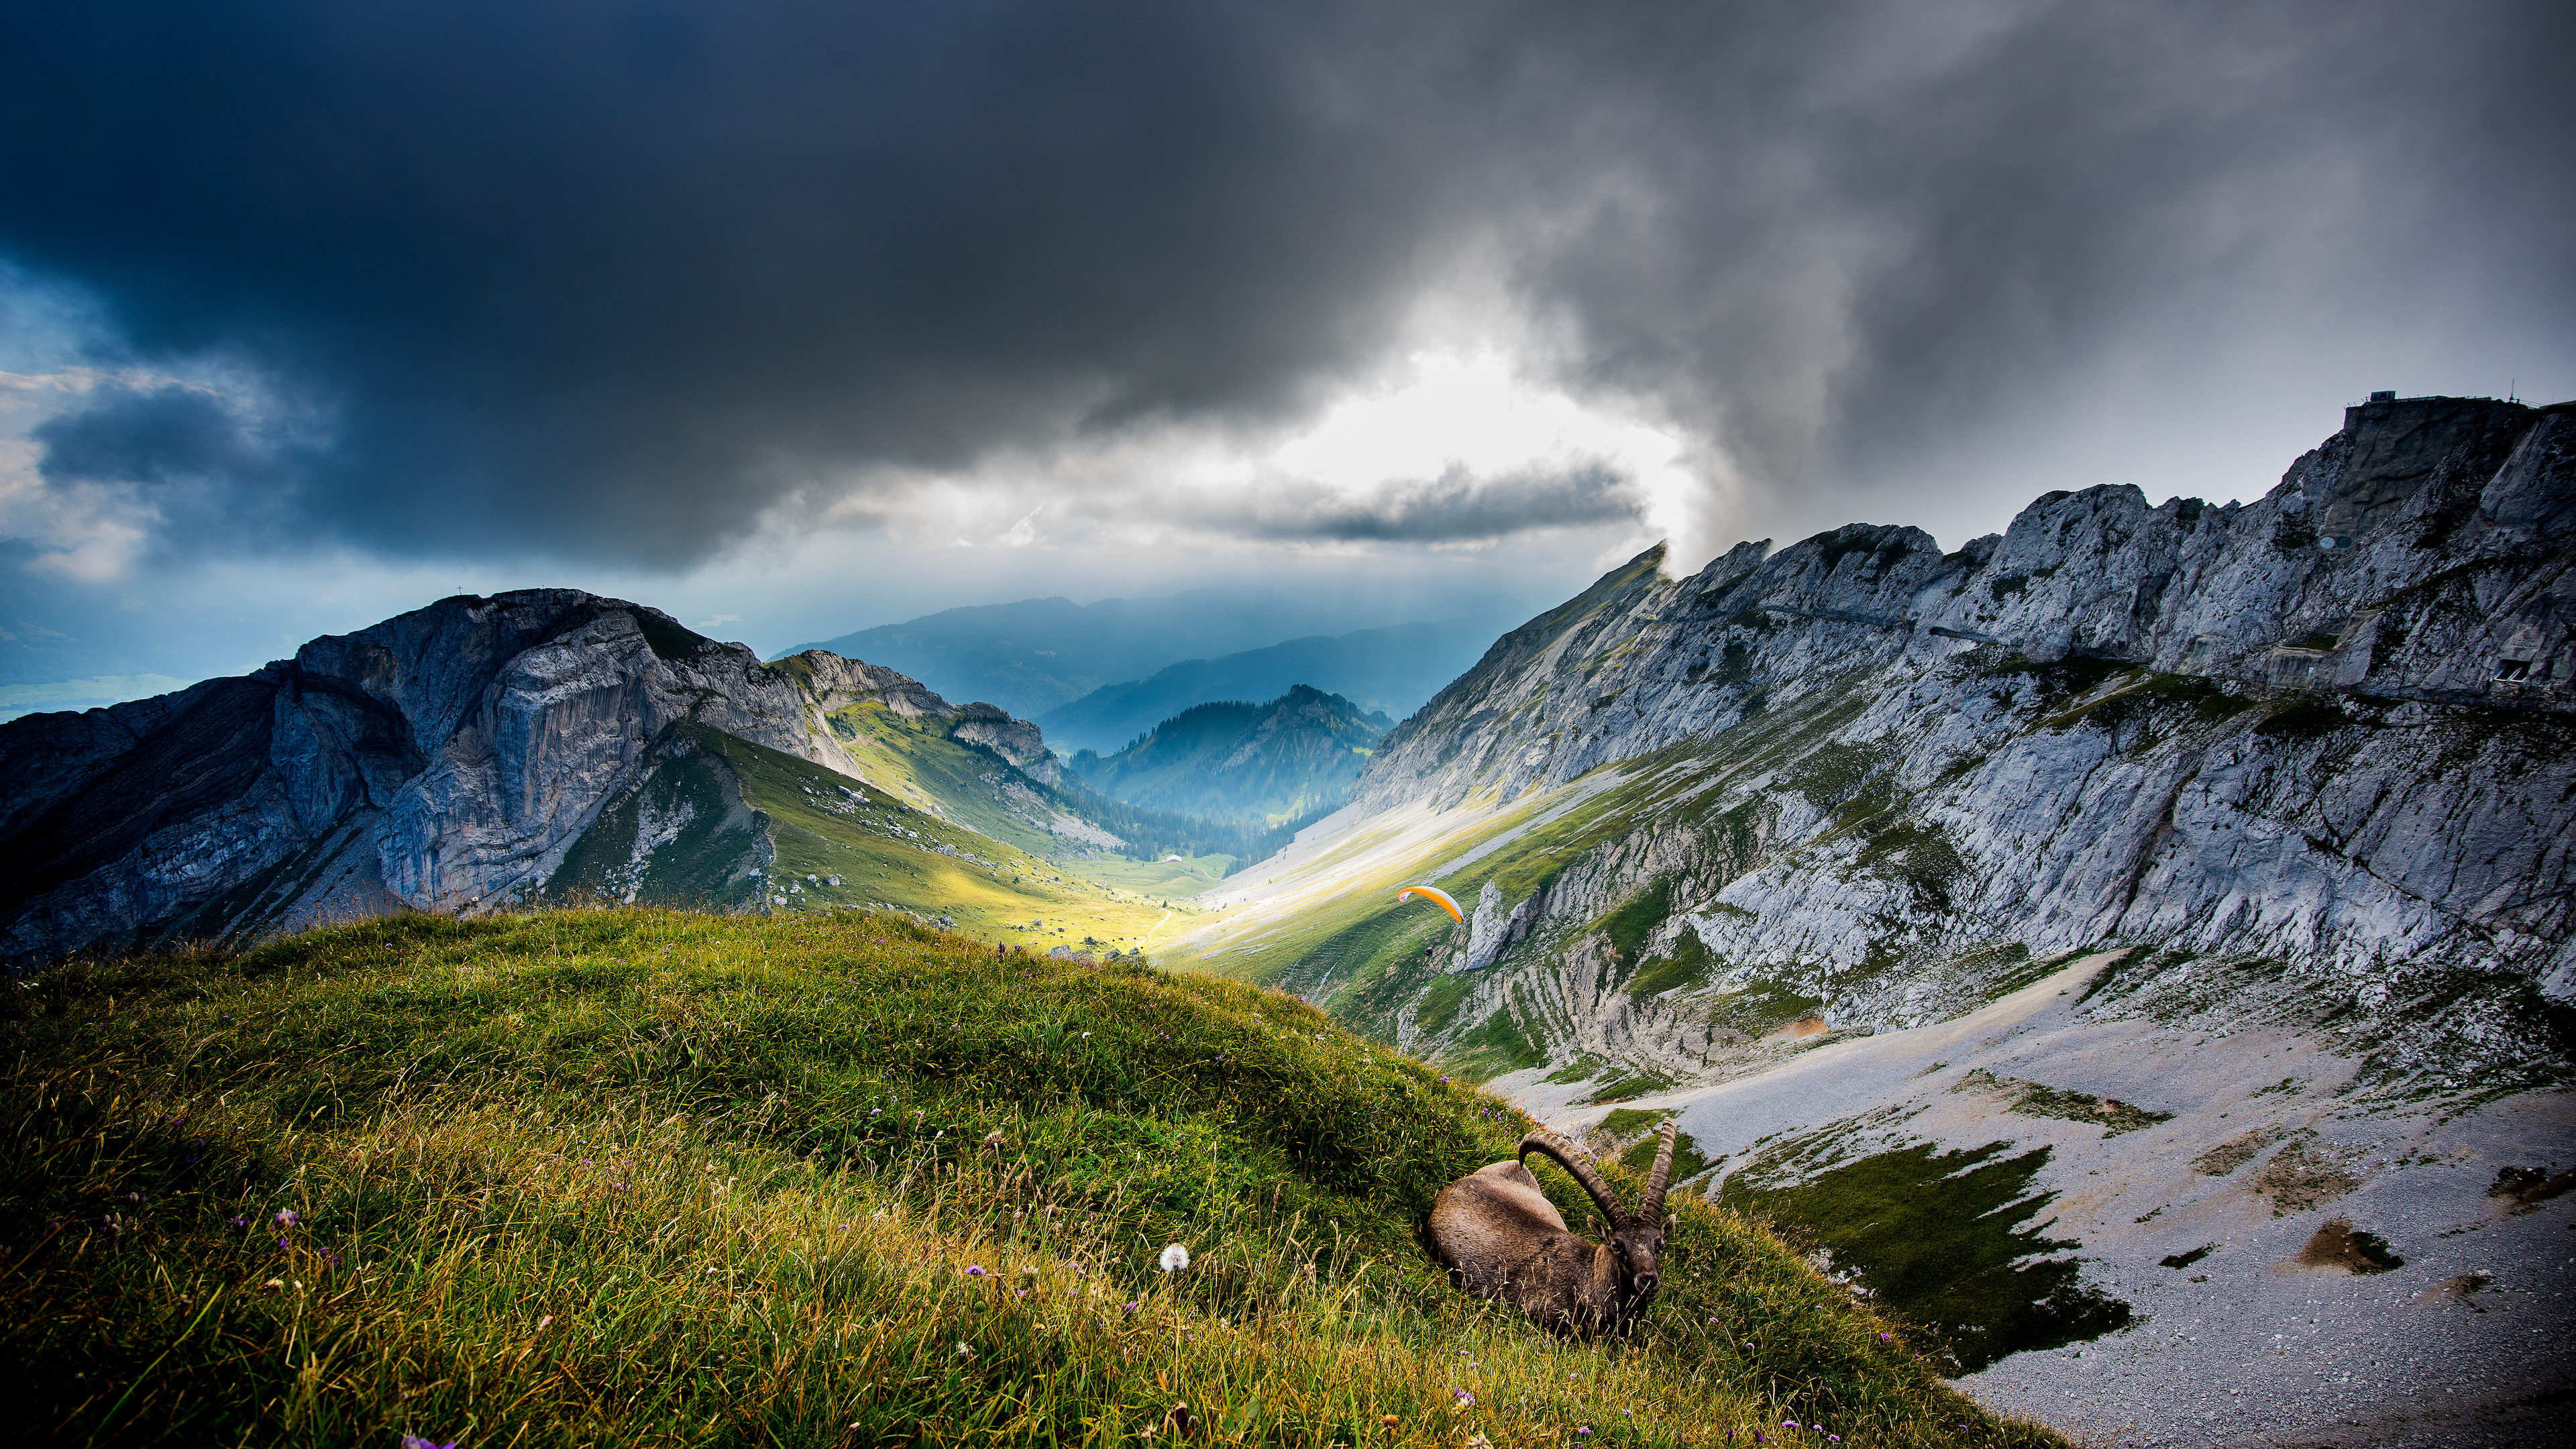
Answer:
[0,590,1067,967]
[1324,394,2573,1063]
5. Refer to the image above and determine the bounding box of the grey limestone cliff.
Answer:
[1212,396,2572,1099]
[0,590,1059,967]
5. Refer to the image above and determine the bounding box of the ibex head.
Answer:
[1521,1121,1678,1316]
[1426,1118,1680,1334]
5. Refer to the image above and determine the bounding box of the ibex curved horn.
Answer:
[1432,1126,1678,1332]
[1640,1121,1678,1224]
[1519,1130,1631,1227]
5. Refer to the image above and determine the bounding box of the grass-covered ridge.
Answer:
[2,910,2060,1448]
[545,722,1200,956]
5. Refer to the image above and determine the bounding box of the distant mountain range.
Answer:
[0,592,1279,966]
[773,587,1520,720]
[1034,620,1494,754]
[1070,685,1389,824]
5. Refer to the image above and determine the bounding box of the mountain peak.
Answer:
[1071,684,1391,826]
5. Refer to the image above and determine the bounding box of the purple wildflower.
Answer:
[965,1264,987,1278]
[226,1216,248,1228]
[400,1436,458,1449]
[275,1210,299,1225]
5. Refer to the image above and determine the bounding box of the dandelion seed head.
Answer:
[1158,1243,1190,1272]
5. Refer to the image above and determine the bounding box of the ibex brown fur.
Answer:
[1426,1122,1677,1333]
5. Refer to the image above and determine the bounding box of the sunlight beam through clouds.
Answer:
[789,347,1708,570]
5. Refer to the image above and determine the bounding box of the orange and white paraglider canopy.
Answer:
[1394,885,1464,924]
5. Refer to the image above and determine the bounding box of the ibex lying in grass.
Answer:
[1427,1122,1676,1333]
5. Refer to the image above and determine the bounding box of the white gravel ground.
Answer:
[1489,954,2576,1448]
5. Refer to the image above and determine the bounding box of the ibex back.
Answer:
[1426,1122,1676,1333]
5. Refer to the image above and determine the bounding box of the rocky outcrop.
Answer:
[1363,396,2572,817]
[1462,876,1552,973]
[0,590,1061,967]
[1218,396,2573,1097]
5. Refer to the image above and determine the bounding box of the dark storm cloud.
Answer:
[29,382,313,545]
[1,0,2567,566]
[35,386,266,490]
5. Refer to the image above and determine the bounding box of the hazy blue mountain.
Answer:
[1069,685,1389,824]
[1034,620,1495,753]
[773,588,1521,721]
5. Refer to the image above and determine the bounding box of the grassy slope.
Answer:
[1164,741,1738,1051]
[818,700,1079,857]
[808,702,1244,926]
[747,731,1193,956]
[564,718,1211,957]
[2,910,2059,1449]
[1163,672,1911,1071]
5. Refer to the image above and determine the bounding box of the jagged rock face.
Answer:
[943,702,1061,785]
[0,590,1056,967]
[1364,397,2571,816]
[1326,398,2573,1086]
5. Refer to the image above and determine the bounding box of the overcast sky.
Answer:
[2,0,2569,691]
